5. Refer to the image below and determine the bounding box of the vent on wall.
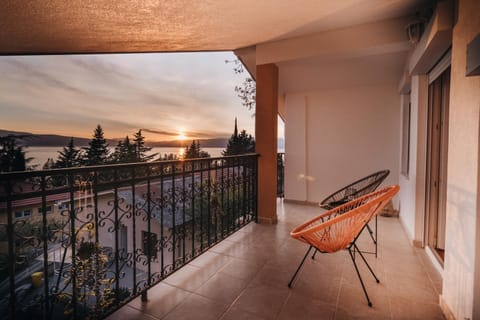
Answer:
[466,33,480,76]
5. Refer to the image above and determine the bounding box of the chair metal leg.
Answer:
[366,215,378,257]
[348,247,373,307]
[353,243,379,283]
[288,245,312,288]
[311,248,318,260]
[375,215,378,257]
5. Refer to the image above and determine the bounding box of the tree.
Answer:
[222,118,255,156]
[226,59,256,111]
[133,129,156,162]
[158,153,178,161]
[0,135,33,172]
[55,137,82,168]
[83,125,109,166]
[43,158,55,170]
[184,140,210,159]
[110,136,136,163]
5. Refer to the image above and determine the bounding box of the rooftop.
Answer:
[107,199,444,320]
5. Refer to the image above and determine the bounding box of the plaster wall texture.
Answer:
[284,84,400,204]
[442,1,480,318]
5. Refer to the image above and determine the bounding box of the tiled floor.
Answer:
[107,200,445,320]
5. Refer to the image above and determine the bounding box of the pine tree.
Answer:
[83,125,109,166]
[111,136,136,163]
[222,118,255,156]
[43,158,55,170]
[55,137,82,168]
[0,135,32,172]
[184,140,210,159]
[133,129,156,162]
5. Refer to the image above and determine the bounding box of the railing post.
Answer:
[5,178,16,320]
[40,175,49,320]
[0,155,259,319]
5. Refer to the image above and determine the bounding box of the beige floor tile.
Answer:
[285,252,346,303]
[163,293,229,320]
[220,306,268,320]
[111,201,444,320]
[195,272,249,305]
[386,277,439,304]
[231,283,290,320]
[105,305,159,320]
[163,264,213,292]
[219,257,264,280]
[188,251,232,276]
[127,283,190,319]
[390,296,445,320]
[335,280,391,319]
[278,292,336,320]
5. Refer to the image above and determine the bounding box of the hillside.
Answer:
[0,129,229,148]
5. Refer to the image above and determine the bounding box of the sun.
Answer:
[177,133,187,141]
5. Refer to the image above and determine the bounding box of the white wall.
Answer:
[398,75,428,245]
[284,84,400,204]
[441,1,480,318]
[284,94,308,201]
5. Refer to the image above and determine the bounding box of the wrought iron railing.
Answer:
[277,153,285,198]
[0,154,258,320]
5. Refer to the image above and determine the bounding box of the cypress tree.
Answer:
[222,118,255,156]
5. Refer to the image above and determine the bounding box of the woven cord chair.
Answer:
[288,185,400,307]
[318,170,390,257]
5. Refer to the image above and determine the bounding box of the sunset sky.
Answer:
[0,51,258,142]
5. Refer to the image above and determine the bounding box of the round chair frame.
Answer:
[288,185,400,307]
[319,169,390,257]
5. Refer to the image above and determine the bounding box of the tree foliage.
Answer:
[226,59,256,111]
[55,137,82,168]
[110,130,157,163]
[222,118,255,156]
[0,135,33,172]
[158,153,179,161]
[133,129,156,162]
[110,136,136,163]
[83,125,109,166]
[184,140,210,159]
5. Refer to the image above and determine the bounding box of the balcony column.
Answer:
[256,63,278,224]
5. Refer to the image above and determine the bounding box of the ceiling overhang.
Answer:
[1,0,428,55]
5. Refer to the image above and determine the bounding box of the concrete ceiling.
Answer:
[1,0,428,54]
[278,51,409,93]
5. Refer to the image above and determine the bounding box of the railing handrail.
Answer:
[0,153,259,320]
[0,153,260,180]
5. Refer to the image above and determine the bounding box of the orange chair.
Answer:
[319,170,390,257]
[287,185,400,307]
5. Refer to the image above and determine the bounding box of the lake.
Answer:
[27,146,226,168]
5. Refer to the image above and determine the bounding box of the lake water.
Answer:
[27,146,226,168]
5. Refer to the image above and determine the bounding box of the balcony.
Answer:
[0,155,258,319]
[107,200,444,320]
[1,153,444,319]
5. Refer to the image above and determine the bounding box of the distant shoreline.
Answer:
[0,129,229,148]
[27,146,227,168]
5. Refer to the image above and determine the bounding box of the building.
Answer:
[1,0,479,319]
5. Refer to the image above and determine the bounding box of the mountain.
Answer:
[148,138,229,148]
[0,129,92,146]
[0,129,229,148]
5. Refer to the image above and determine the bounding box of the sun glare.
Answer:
[177,133,187,141]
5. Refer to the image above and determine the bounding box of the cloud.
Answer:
[141,128,178,137]
[0,52,256,140]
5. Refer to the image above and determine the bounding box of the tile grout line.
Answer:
[216,253,270,319]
